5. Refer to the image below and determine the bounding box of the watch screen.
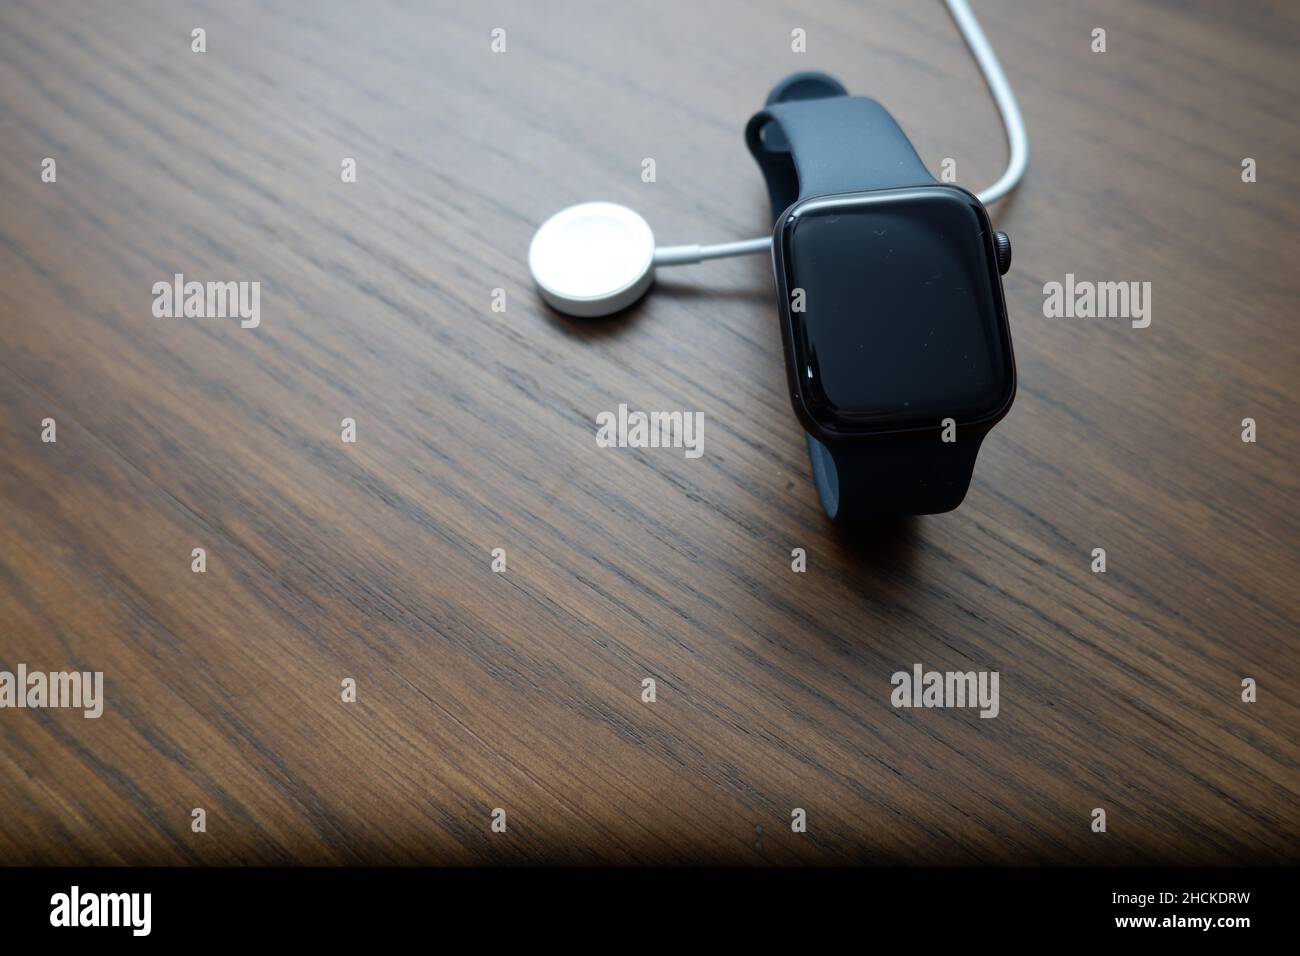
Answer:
[779,186,1013,433]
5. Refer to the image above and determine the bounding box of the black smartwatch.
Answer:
[747,72,1016,522]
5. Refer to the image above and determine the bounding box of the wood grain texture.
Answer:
[0,0,1296,865]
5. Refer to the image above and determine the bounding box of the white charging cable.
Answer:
[653,0,1028,266]
[942,0,1028,205]
[528,0,1029,316]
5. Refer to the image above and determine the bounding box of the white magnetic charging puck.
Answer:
[528,202,656,317]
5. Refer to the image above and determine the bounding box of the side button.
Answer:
[994,231,1012,275]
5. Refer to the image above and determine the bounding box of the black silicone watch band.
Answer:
[746,80,936,220]
[747,73,982,522]
[806,432,985,522]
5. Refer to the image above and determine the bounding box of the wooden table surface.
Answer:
[1,0,1296,866]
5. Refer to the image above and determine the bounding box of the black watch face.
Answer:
[776,185,1014,437]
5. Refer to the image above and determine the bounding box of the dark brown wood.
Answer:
[0,0,1296,865]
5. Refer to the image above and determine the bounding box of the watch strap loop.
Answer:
[746,85,935,222]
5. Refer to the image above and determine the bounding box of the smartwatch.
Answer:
[746,72,1016,522]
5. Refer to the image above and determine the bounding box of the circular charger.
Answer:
[528,202,656,317]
